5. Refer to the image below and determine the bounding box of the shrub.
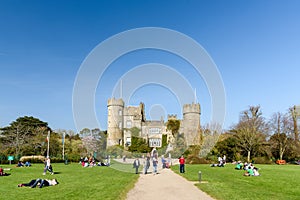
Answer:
[186,155,210,164]
[20,155,45,163]
[252,157,273,164]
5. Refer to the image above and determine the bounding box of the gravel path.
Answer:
[126,168,215,200]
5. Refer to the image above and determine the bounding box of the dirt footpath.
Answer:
[126,168,214,200]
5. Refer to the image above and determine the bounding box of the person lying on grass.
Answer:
[0,167,10,176]
[18,178,58,188]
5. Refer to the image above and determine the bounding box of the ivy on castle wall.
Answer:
[161,134,168,148]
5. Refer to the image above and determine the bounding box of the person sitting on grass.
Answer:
[235,161,243,170]
[243,167,254,176]
[16,161,24,167]
[25,161,31,167]
[253,167,260,176]
[18,178,58,188]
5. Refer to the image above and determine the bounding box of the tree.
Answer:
[80,128,107,158]
[289,106,299,141]
[0,116,50,156]
[166,119,180,136]
[199,123,222,158]
[268,112,293,160]
[231,106,268,162]
[214,133,239,162]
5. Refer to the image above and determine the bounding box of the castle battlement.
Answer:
[183,103,201,114]
[107,98,124,107]
[167,114,177,120]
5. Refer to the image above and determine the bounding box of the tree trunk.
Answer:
[247,150,251,163]
[291,106,299,141]
[279,145,283,160]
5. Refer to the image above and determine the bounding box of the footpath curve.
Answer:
[126,167,214,200]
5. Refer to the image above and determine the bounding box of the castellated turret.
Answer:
[107,98,124,146]
[181,103,201,146]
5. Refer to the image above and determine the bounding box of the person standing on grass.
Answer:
[179,155,185,173]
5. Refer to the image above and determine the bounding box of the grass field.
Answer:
[0,161,139,200]
[1,161,299,200]
[173,164,300,200]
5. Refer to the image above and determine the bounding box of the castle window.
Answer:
[148,128,161,134]
[126,120,132,128]
[149,138,161,147]
[119,109,122,116]
[119,122,122,129]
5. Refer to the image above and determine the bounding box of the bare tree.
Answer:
[269,112,293,160]
[289,106,299,141]
[231,106,268,162]
[199,123,222,158]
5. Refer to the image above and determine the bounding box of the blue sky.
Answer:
[1,0,300,132]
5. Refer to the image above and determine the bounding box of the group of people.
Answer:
[132,148,160,175]
[17,156,59,189]
[16,161,31,167]
[80,156,110,167]
[210,155,226,167]
[235,161,260,176]
[132,148,185,175]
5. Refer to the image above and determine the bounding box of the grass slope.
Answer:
[173,164,300,200]
[0,162,139,200]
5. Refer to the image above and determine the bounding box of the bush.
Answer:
[20,155,45,163]
[252,157,273,164]
[186,155,210,164]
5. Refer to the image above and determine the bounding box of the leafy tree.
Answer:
[166,119,180,136]
[214,134,239,162]
[0,116,51,156]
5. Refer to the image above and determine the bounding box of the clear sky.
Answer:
[1,0,300,132]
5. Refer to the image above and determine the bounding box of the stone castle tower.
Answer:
[107,98,124,146]
[106,98,201,148]
[180,103,201,146]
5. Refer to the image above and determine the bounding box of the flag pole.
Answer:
[62,132,65,160]
[47,131,50,158]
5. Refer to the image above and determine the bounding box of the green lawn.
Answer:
[2,162,299,200]
[172,164,300,200]
[0,162,139,200]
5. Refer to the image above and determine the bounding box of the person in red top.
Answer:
[179,155,185,173]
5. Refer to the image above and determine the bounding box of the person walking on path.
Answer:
[143,153,150,174]
[43,157,54,175]
[152,156,158,175]
[133,158,140,174]
[179,155,185,173]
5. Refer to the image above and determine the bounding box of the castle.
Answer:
[107,98,201,148]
